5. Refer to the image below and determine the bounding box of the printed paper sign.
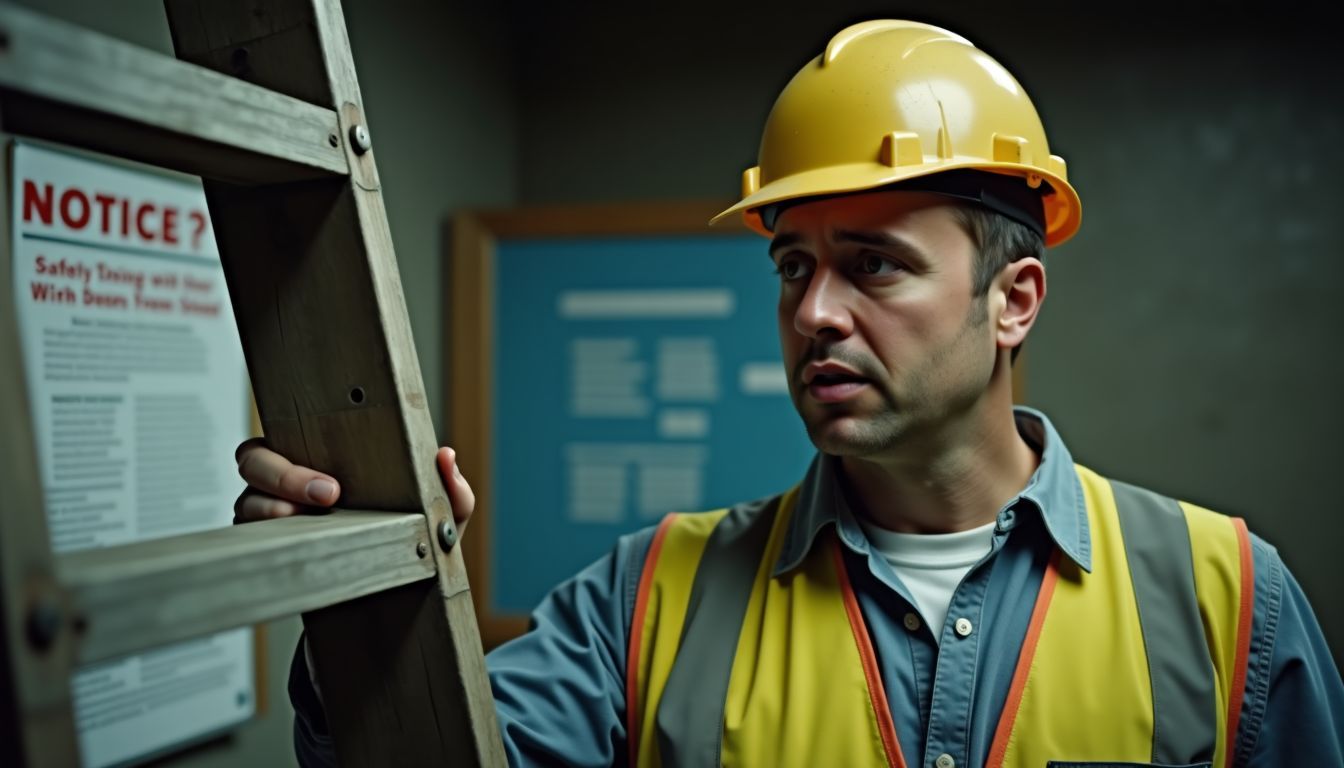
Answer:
[10,142,254,767]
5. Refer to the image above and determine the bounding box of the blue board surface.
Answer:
[491,234,816,613]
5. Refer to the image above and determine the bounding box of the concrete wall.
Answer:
[513,1,1343,665]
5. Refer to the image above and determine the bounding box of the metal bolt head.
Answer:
[416,541,428,558]
[230,47,250,74]
[437,519,458,551]
[349,124,371,155]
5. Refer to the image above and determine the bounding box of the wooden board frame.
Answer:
[446,200,749,649]
[447,201,1027,649]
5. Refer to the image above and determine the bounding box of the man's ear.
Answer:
[994,258,1046,351]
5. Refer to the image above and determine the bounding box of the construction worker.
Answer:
[235,20,1343,766]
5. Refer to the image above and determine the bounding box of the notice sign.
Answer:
[9,142,253,767]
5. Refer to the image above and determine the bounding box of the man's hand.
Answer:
[232,438,475,533]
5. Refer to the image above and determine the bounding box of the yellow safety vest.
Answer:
[625,464,1254,768]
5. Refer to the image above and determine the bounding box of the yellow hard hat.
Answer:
[711,20,1082,248]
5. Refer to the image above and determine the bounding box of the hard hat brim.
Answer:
[710,160,1082,248]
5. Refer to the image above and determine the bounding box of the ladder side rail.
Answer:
[0,113,81,766]
[163,1,506,764]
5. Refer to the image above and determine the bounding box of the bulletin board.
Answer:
[447,202,820,648]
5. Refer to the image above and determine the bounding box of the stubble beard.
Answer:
[797,373,913,458]
[792,295,993,458]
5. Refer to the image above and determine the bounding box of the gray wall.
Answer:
[345,0,518,430]
[513,1,1343,664]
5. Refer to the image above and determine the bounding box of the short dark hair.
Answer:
[951,204,1046,297]
[951,204,1044,363]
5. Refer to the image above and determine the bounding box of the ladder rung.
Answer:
[58,510,436,666]
[0,4,348,184]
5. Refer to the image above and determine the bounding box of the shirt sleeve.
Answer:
[288,525,657,768]
[288,630,336,768]
[488,526,656,767]
[1237,534,1344,765]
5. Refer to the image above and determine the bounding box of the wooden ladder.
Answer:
[0,1,506,765]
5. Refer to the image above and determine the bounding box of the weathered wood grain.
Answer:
[60,510,435,666]
[0,3,347,184]
[164,1,505,764]
[0,115,81,766]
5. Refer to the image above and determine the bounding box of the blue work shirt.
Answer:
[291,408,1344,766]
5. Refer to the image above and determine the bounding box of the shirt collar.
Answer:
[773,406,1092,576]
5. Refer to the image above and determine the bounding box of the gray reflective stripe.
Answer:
[1111,480,1218,764]
[655,497,779,768]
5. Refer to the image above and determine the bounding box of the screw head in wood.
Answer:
[26,598,61,652]
[437,520,458,552]
[349,124,371,155]
[416,541,428,558]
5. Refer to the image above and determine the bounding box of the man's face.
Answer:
[770,190,998,458]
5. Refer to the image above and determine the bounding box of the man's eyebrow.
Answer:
[832,229,926,260]
[833,229,906,248]
[768,232,803,259]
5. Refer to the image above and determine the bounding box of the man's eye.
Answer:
[858,253,901,276]
[774,258,812,281]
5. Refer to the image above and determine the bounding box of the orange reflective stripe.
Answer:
[1224,518,1255,768]
[985,548,1062,768]
[626,513,677,767]
[831,535,908,768]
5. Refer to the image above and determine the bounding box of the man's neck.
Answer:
[838,401,1039,535]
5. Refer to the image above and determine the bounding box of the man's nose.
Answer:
[793,268,853,339]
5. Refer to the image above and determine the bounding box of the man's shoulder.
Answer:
[619,488,796,562]
[1076,463,1234,521]
[1077,463,1283,575]
[659,488,795,527]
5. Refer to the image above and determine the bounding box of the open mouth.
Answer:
[811,372,866,387]
[806,372,870,402]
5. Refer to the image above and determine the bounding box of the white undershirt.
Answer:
[856,518,997,643]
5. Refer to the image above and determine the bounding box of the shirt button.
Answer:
[903,612,921,632]
[935,753,955,768]
[954,618,973,637]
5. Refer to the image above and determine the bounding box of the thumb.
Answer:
[436,447,475,534]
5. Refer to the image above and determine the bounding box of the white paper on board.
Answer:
[10,142,254,768]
